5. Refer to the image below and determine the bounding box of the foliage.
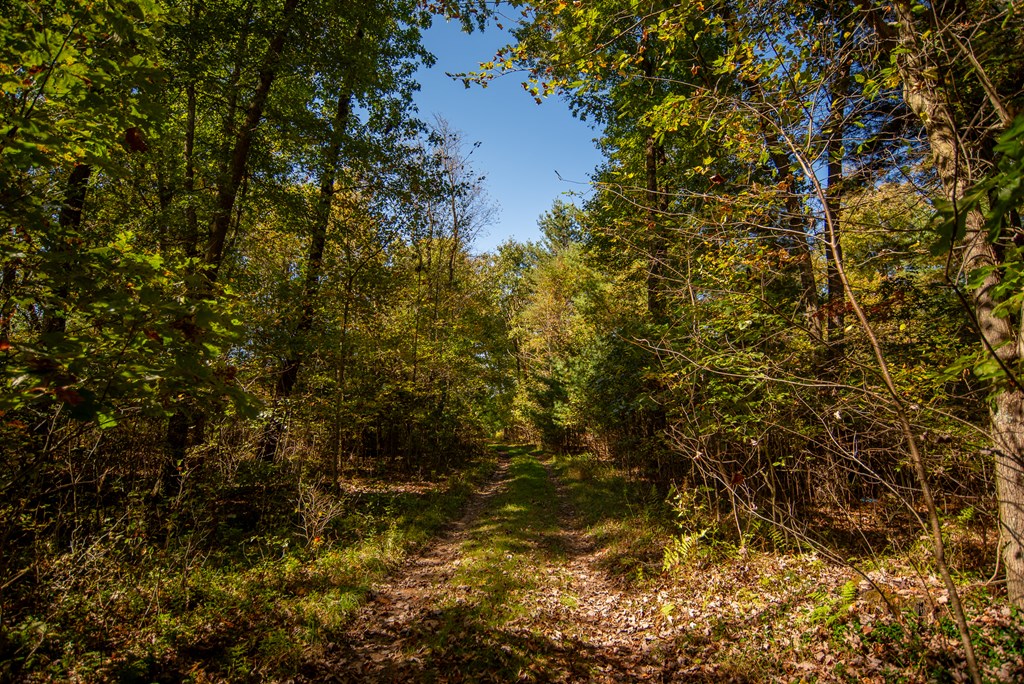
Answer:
[1,4,512,680]
[2,0,1024,678]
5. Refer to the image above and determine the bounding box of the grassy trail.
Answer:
[330,445,674,683]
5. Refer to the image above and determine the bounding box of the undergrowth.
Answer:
[552,451,1024,682]
[0,450,498,683]
[7,445,1022,683]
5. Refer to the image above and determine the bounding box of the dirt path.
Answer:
[328,454,517,681]
[520,459,688,682]
[325,447,693,683]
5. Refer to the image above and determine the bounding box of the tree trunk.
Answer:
[1,259,15,344]
[825,61,849,353]
[889,0,1024,606]
[992,390,1024,603]
[329,291,354,486]
[158,409,189,498]
[639,29,669,325]
[204,0,301,279]
[184,80,199,258]
[644,134,669,324]
[766,141,821,339]
[43,163,91,335]
[259,90,352,461]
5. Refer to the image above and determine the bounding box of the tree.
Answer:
[489,0,1020,644]
[0,0,248,431]
[794,0,1023,608]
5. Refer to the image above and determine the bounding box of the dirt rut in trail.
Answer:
[324,451,693,683]
[520,460,691,682]
[327,455,515,681]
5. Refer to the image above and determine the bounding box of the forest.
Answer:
[2,0,1024,681]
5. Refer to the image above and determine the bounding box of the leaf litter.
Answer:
[308,448,1023,683]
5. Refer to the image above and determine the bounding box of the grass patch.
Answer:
[402,445,591,681]
[445,446,562,626]
[552,451,672,583]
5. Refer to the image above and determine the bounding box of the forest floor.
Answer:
[312,446,1023,683]
[6,445,1022,682]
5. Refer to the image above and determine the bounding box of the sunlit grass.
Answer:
[436,448,563,634]
[552,452,672,583]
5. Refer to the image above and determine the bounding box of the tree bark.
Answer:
[992,391,1024,603]
[889,0,1024,607]
[766,141,821,339]
[640,29,669,325]
[1,259,15,344]
[204,0,301,279]
[645,134,669,324]
[184,81,199,258]
[824,61,849,353]
[43,163,92,335]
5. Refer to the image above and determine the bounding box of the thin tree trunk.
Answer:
[766,142,821,339]
[644,134,669,324]
[639,29,669,325]
[413,250,422,383]
[259,90,352,461]
[204,0,301,279]
[825,61,849,354]
[447,164,460,286]
[329,292,353,486]
[1,258,15,344]
[992,391,1024,603]
[184,81,199,257]
[43,163,91,335]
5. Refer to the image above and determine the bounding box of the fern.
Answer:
[839,579,858,604]
[808,580,859,626]
[662,527,714,572]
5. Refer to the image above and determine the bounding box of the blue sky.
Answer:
[413,19,603,253]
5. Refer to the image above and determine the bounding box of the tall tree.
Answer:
[863,0,1024,606]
